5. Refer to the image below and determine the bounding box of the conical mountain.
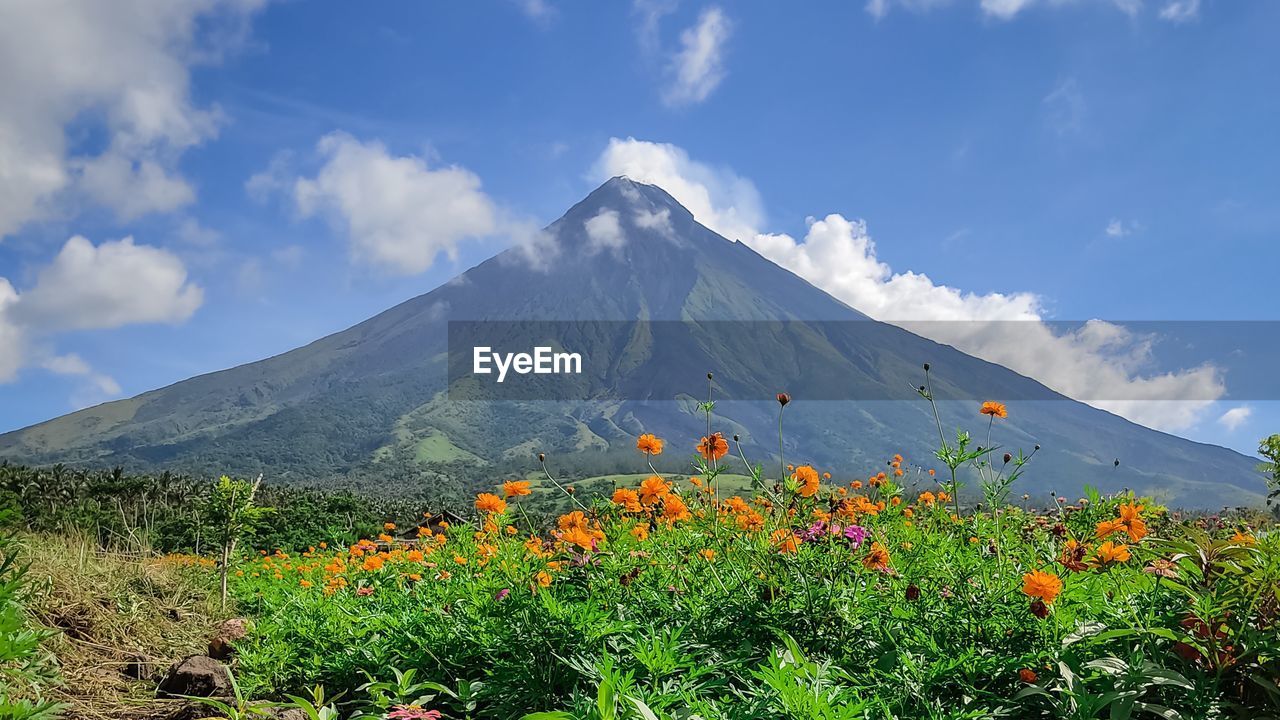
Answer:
[0,178,1265,507]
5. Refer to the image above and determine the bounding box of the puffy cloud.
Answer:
[15,236,203,332]
[663,7,733,107]
[592,137,1226,432]
[0,235,201,403]
[0,280,24,382]
[0,0,266,237]
[1218,406,1252,432]
[595,137,763,243]
[584,209,627,252]
[286,132,500,275]
[633,207,676,238]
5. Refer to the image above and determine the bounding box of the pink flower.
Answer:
[356,586,375,597]
[388,706,442,720]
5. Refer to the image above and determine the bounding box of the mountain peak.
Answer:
[573,176,693,222]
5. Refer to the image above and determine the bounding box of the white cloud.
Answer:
[15,236,203,332]
[0,0,266,237]
[1159,0,1199,22]
[633,0,680,57]
[0,234,202,403]
[0,280,24,382]
[592,137,1227,432]
[286,132,500,276]
[595,137,763,242]
[633,207,676,238]
[584,209,627,252]
[1218,406,1252,432]
[1106,218,1130,237]
[663,7,732,107]
[868,0,1157,20]
[42,352,122,406]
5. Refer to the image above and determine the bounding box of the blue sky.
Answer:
[0,0,1275,455]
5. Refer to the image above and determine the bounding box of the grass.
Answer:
[19,534,229,719]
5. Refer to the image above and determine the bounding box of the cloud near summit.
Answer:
[593,136,1224,432]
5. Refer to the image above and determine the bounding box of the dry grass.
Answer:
[18,533,230,720]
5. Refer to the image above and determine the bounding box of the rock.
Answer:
[207,618,250,660]
[122,654,153,680]
[156,655,231,698]
[269,710,309,720]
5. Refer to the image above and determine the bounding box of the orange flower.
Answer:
[1231,530,1257,546]
[918,491,936,507]
[1118,502,1143,523]
[698,548,716,561]
[1095,518,1125,539]
[1058,539,1088,572]
[636,433,664,456]
[1095,541,1131,564]
[662,494,692,523]
[794,465,821,497]
[862,542,890,571]
[980,401,1008,418]
[383,522,397,531]
[561,525,599,552]
[639,476,672,505]
[475,493,507,515]
[612,487,643,513]
[736,509,764,532]
[503,480,532,498]
[1125,518,1148,543]
[453,555,468,565]
[558,511,588,530]
[1019,669,1037,684]
[770,528,798,554]
[535,571,553,588]
[1021,570,1062,604]
[697,432,729,462]
[630,523,650,541]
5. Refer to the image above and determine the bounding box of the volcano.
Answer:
[0,178,1266,507]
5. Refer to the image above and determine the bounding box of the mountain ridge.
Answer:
[0,177,1266,508]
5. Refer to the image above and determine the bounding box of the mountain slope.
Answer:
[0,178,1266,507]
